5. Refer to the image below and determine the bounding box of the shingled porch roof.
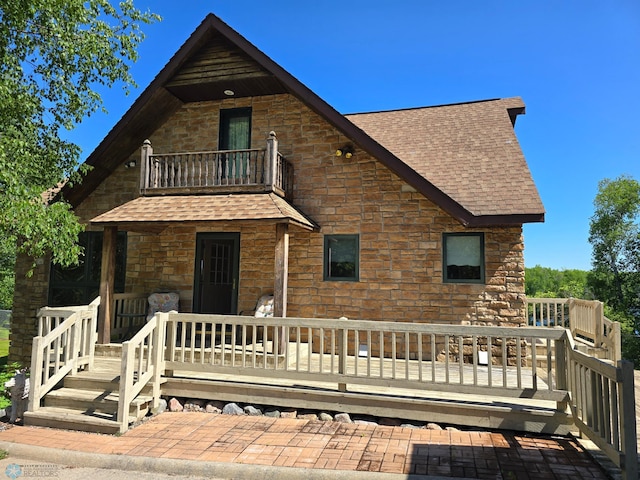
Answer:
[90,193,319,233]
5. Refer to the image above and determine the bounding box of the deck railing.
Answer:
[527,297,621,362]
[163,314,569,402]
[29,298,99,413]
[565,335,637,479]
[140,132,293,198]
[117,311,165,432]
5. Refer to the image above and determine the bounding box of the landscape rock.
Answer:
[297,413,318,420]
[205,402,221,414]
[151,399,167,415]
[354,420,377,426]
[318,412,333,422]
[334,413,352,423]
[168,397,183,412]
[280,410,297,418]
[426,422,443,430]
[184,399,206,412]
[222,403,245,415]
[244,405,262,416]
[264,409,281,418]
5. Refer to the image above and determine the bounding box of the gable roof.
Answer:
[347,98,544,220]
[66,13,544,227]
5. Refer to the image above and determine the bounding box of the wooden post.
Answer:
[274,223,289,354]
[618,360,638,480]
[140,139,152,190]
[97,226,117,344]
[266,131,278,190]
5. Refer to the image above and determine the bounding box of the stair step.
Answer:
[23,407,126,435]
[44,387,152,416]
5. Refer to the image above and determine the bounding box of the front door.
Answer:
[193,233,240,314]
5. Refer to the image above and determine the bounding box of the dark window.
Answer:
[324,235,359,281]
[219,108,251,150]
[48,231,127,306]
[443,233,484,283]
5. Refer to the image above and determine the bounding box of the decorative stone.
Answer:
[354,420,377,426]
[151,399,167,415]
[446,426,460,432]
[223,403,245,415]
[205,402,222,414]
[168,397,183,412]
[264,409,281,418]
[426,422,443,430]
[297,413,318,420]
[280,410,297,418]
[318,412,333,422]
[244,405,262,416]
[184,399,205,412]
[334,413,352,423]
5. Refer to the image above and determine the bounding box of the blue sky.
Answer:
[69,1,640,271]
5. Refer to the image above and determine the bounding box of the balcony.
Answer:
[139,132,293,199]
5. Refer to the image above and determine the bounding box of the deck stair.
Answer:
[24,349,155,434]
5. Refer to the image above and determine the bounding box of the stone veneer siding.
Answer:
[9,93,526,366]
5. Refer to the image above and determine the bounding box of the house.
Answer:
[9,13,544,365]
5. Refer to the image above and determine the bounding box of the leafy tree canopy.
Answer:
[588,175,640,312]
[0,0,159,271]
[525,265,590,299]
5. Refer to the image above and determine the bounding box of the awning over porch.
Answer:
[89,193,319,232]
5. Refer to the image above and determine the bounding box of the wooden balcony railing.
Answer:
[140,131,293,198]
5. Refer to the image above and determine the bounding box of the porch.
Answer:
[25,297,638,479]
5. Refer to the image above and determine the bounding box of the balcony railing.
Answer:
[139,131,293,198]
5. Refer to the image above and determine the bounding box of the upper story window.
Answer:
[442,233,485,284]
[219,107,251,150]
[48,231,127,306]
[324,234,359,282]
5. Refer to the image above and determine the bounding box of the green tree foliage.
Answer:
[587,175,640,364]
[525,265,590,299]
[0,241,14,309]
[0,1,159,274]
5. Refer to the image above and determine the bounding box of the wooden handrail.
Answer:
[29,299,99,413]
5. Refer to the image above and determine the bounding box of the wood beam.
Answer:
[97,226,117,344]
[274,223,289,354]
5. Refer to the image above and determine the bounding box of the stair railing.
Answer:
[117,311,166,433]
[28,298,100,413]
[564,330,637,480]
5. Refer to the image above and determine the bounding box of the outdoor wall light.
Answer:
[124,159,137,168]
[335,145,354,158]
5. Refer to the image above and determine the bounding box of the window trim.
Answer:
[323,234,360,282]
[442,232,485,284]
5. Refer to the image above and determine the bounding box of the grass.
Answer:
[0,327,8,368]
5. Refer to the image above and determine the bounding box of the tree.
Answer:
[588,176,640,311]
[588,175,640,364]
[525,265,589,299]
[0,1,159,273]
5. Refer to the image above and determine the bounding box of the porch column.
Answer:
[97,226,117,344]
[274,223,289,353]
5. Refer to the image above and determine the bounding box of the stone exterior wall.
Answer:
[9,93,526,366]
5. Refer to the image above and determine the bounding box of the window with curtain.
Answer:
[219,108,251,178]
[48,231,127,306]
[442,233,485,283]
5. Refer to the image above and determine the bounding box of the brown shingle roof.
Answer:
[346,98,544,218]
[90,193,319,232]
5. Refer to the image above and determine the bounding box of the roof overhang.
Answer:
[90,193,319,234]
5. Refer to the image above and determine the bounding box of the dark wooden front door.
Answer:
[194,233,240,314]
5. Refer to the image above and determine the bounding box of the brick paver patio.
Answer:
[0,412,610,479]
